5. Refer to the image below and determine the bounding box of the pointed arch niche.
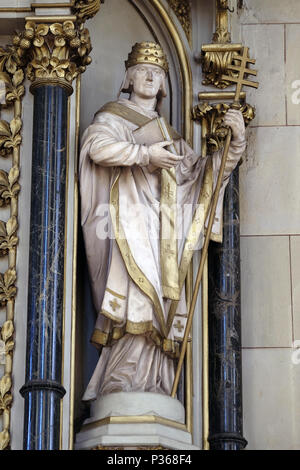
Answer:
[72,0,211,450]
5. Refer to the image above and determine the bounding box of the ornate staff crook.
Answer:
[171,46,259,398]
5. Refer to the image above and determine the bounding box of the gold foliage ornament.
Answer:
[0,166,20,206]
[13,20,92,87]
[73,0,102,25]
[201,0,238,88]
[0,118,22,158]
[0,23,24,451]
[126,42,169,73]
[167,0,192,45]
[0,320,14,450]
[0,270,17,307]
[192,101,255,154]
[0,218,18,257]
[0,0,99,452]
[202,50,238,89]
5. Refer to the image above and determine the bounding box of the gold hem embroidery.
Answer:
[90,322,180,359]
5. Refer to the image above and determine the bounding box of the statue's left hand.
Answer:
[223,109,245,142]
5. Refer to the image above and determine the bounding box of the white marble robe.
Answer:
[79,98,246,400]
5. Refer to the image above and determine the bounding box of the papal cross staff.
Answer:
[171,46,259,398]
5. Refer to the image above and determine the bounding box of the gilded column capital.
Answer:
[12,20,93,94]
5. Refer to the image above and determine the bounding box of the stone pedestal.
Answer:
[75,392,199,450]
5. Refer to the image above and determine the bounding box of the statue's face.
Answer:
[130,64,165,99]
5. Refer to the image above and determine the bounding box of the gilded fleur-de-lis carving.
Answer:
[0,269,17,307]
[0,217,18,257]
[0,0,98,451]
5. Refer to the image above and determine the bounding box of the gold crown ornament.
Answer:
[125,42,169,74]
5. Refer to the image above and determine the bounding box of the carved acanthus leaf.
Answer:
[13,21,92,85]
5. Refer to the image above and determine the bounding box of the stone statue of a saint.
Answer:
[79,42,246,401]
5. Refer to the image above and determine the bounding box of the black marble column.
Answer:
[208,167,247,450]
[20,84,69,450]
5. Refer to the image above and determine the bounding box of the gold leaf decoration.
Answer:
[0,221,6,239]
[17,20,93,85]
[0,19,25,452]
[12,69,24,88]
[0,166,20,205]
[73,0,102,25]
[202,51,239,89]
[0,375,11,401]
[192,101,255,154]
[0,121,10,138]
[0,1,98,450]
[0,118,22,157]
[1,320,14,343]
[167,0,192,45]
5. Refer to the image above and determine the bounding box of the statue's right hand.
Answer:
[148,141,184,169]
